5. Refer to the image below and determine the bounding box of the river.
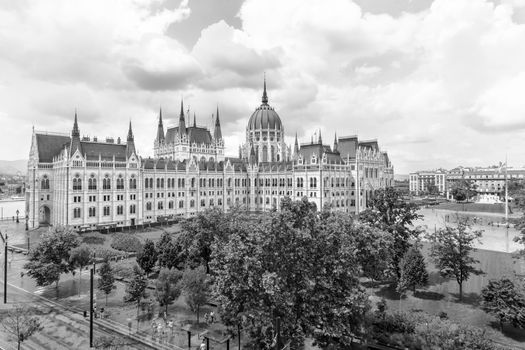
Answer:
[0,199,25,220]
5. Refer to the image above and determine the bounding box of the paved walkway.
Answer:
[417,208,523,253]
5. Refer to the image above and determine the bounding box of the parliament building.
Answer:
[26,80,394,229]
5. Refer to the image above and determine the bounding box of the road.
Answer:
[0,252,151,350]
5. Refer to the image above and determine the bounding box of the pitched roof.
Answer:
[35,133,70,162]
[359,140,379,151]
[337,136,358,159]
[165,126,213,145]
[82,142,127,161]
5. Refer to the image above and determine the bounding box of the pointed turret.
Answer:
[249,144,257,165]
[294,132,299,154]
[70,110,82,155]
[318,129,322,144]
[213,105,222,140]
[193,113,196,127]
[179,99,186,137]
[262,74,268,105]
[333,132,338,152]
[156,107,165,144]
[127,121,136,158]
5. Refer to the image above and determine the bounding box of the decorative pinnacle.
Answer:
[262,73,268,104]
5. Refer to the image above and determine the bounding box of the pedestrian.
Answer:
[204,312,209,324]
[210,311,215,323]
[200,340,206,350]
[151,320,157,334]
[168,320,174,334]
[127,318,132,334]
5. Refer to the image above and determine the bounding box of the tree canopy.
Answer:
[181,266,209,323]
[359,187,422,279]
[24,226,80,292]
[136,239,157,276]
[481,278,525,330]
[211,197,370,348]
[155,268,183,315]
[397,246,428,294]
[98,259,116,306]
[449,179,477,202]
[427,220,483,301]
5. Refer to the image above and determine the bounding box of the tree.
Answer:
[69,244,93,296]
[212,197,370,349]
[397,246,428,294]
[157,231,184,269]
[359,187,422,280]
[179,207,234,273]
[480,278,525,330]
[450,179,477,202]
[124,265,148,330]
[427,220,483,301]
[24,226,80,296]
[180,266,208,323]
[155,268,183,315]
[426,183,439,198]
[136,239,157,277]
[98,259,116,306]
[0,305,42,350]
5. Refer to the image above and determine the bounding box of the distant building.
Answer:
[446,166,525,197]
[409,170,446,195]
[26,79,394,229]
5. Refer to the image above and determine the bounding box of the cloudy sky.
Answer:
[1,0,525,174]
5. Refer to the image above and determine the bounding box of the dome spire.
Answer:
[262,73,268,105]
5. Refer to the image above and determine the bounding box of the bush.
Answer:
[110,233,143,252]
[82,234,106,245]
[92,246,120,260]
[112,264,134,280]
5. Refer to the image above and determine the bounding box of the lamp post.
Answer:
[4,233,7,304]
[90,268,94,347]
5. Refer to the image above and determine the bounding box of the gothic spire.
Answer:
[179,99,186,136]
[318,129,322,144]
[333,132,338,152]
[214,104,222,140]
[193,112,196,127]
[72,109,79,137]
[294,132,299,153]
[70,110,82,155]
[127,120,136,158]
[262,73,268,105]
[128,120,134,141]
[156,107,165,144]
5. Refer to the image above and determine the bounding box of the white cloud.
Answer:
[2,0,525,174]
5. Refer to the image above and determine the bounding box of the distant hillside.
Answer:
[0,160,27,175]
[395,174,409,181]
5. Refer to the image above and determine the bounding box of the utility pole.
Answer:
[505,155,509,253]
[90,268,94,347]
[4,234,7,304]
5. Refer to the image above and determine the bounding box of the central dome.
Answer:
[247,78,283,131]
[248,104,282,131]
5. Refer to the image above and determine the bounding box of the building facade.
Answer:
[409,171,447,195]
[26,81,394,229]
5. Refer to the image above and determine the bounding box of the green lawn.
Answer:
[368,244,525,349]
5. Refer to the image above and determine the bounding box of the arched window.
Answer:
[103,176,111,190]
[146,202,152,211]
[129,177,136,190]
[169,201,174,209]
[262,145,268,162]
[157,178,160,188]
[73,175,82,191]
[190,200,195,208]
[117,175,124,190]
[158,201,163,210]
[41,176,49,190]
[89,175,97,190]
[149,178,153,188]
